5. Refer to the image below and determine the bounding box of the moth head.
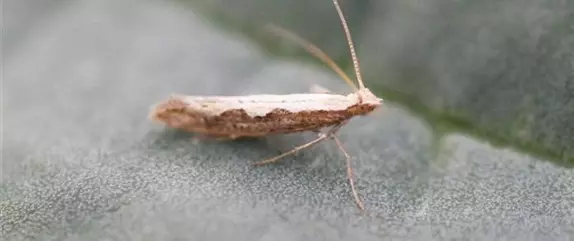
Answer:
[357,88,383,107]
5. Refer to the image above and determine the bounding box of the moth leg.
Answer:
[309,84,332,94]
[316,122,366,212]
[330,132,366,212]
[253,123,366,212]
[251,126,340,166]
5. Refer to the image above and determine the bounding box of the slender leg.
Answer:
[309,84,332,94]
[313,122,366,212]
[251,131,330,166]
[252,124,342,166]
[252,123,367,212]
[332,134,366,212]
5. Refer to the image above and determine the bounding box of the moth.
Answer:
[150,0,384,212]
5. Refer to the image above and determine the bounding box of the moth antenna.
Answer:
[332,0,365,89]
[264,24,359,92]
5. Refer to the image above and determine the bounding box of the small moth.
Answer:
[150,0,383,212]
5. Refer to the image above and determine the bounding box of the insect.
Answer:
[150,0,383,212]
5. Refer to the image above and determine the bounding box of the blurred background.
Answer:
[2,0,573,240]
